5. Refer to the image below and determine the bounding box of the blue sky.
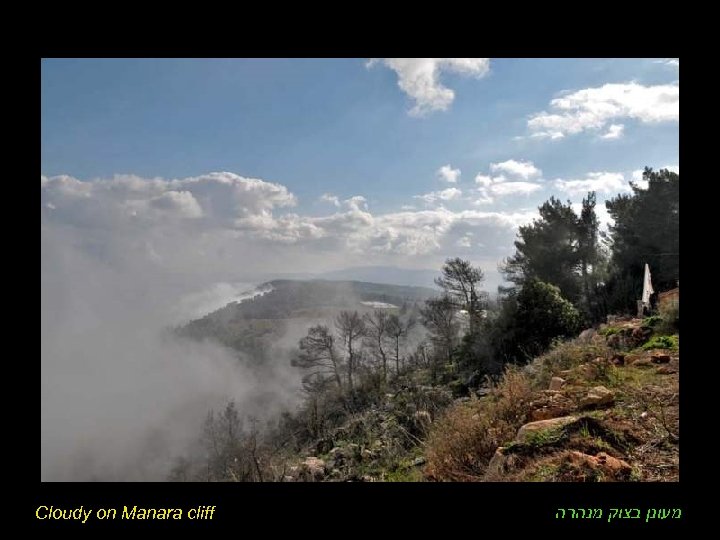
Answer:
[41,58,679,290]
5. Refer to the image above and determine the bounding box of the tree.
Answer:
[435,258,486,335]
[420,296,461,380]
[387,313,416,376]
[363,310,391,382]
[292,325,344,392]
[502,196,583,303]
[507,279,581,362]
[335,311,366,392]
[605,167,679,313]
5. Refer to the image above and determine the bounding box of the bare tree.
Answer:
[364,310,391,382]
[420,296,460,380]
[387,313,416,376]
[292,325,344,392]
[335,311,366,392]
[434,257,486,335]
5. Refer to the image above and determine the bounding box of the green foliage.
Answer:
[642,315,663,328]
[642,335,678,351]
[507,279,581,362]
[605,168,679,313]
[600,326,620,336]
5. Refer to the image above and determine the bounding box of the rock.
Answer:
[632,358,653,368]
[624,354,641,365]
[559,369,573,377]
[361,475,374,482]
[611,354,625,366]
[564,450,632,480]
[412,456,426,466]
[301,457,327,481]
[515,416,578,443]
[361,449,374,462]
[595,452,632,475]
[580,386,615,408]
[549,376,565,391]
[656,366,677,375]
[651,354,671,364]
[283,475,295,482]
[576,363,598,378]
[485,447,507,477]
[578,328,597,342]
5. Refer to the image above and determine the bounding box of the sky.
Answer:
[40,58,679,480]
[41,58,679,290]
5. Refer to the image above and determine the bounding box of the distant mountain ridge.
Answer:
[177,279,436,356]
[267,266,442,289]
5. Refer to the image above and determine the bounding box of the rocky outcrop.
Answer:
[580,386,615,408]
[515,416,578,443]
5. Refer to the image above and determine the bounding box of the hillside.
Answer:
[276,316,679,482]
[176,279,435,357]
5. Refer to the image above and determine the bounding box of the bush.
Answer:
[642,315,663,328]
[658,299,679,334]
[642,335,678,351]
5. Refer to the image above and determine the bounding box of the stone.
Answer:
[656,366,677,375]
[580,386,615,408]
[549,377,565,391]
[651,354,671,364]
[515,416,578,443]
[485,447,507,477]
[412,457,426,466]
[564,451,632,479]
[578,328,597,342]
[632,358,653,368]
[595,452,632,475]
[610,354,625,366]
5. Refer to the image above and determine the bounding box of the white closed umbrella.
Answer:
[641,263,654,308]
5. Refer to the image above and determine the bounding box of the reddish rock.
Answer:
[580,386,615,408]
[656,366,677,375]
[651,354,671,364]
[549,377,566,391]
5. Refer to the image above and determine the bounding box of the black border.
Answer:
[37,36,689,533]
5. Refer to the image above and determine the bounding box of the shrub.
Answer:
[658,299,679,334]
[642,335,678,351]
[641,315,663,328]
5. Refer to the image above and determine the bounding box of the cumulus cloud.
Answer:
[553,172,629,196]
[414,187,462,205]
[473,159,543,203]
[437,164,461,183]
[600,123,625,140]
[527,82,679,139]
[367,58,490,116]
[320,193,341,207]
[490,159,541,180]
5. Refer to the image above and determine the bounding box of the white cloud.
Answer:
[437,164,461,183]
[655,58,679,68]
[414,187,462,205]
[475,174,493,187]
[600,123,625,140]
[663,164,680,174]
[343,195,368,211]
[472,159,543,202]
[488,181,543,196]
[527,82,679,139]
[490,159,541,180]
[554,172,629,196]
[320,193,340,207]
[367,58,490,116]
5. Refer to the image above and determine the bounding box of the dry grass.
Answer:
[423,366,533,481]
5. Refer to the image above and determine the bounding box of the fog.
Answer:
[41,226,301,481]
